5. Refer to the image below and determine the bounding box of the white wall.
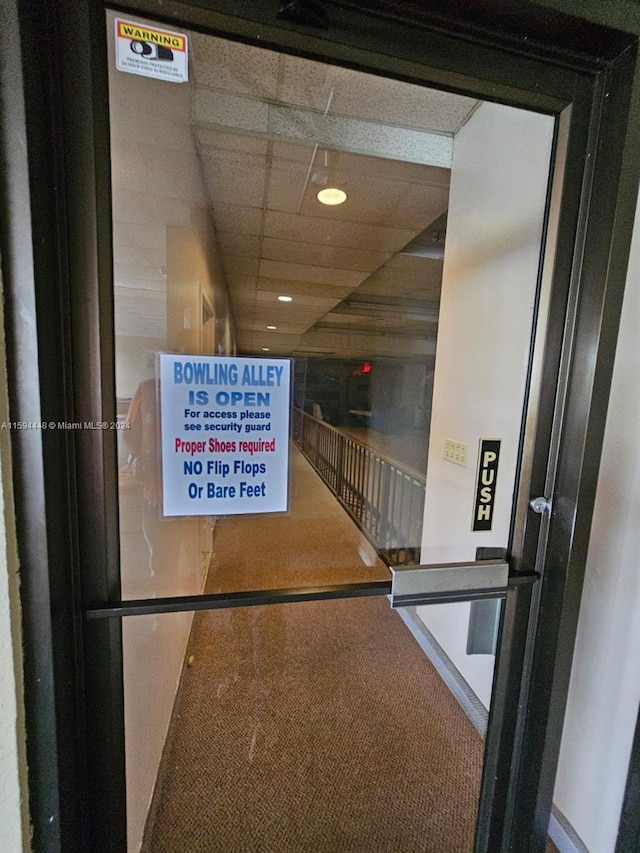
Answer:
[552,194,640,852]
[0,456,28,853]
[0,269,29,850]
[418,102,554,708]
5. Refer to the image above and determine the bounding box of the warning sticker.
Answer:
[115,19,188,83]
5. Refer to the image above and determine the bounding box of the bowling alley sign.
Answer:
[159,354,291,517]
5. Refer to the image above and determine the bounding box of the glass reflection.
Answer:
[107,12,557,853]
[109,17,452,600]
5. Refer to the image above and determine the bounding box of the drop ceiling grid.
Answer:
[191,32,474,135]
[107,23,479,356]
[262,210,417,252]
[260,237,393,272]
[277,54,476,134]
[191,33,280,101]
[189,35,460,355]
[222,257,260,276]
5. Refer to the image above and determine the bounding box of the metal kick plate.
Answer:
[390,559,509,608]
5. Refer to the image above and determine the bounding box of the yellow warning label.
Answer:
[117,22,186,51]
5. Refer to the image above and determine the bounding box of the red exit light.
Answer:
[362,363,371,373]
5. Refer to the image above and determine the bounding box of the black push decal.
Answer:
[473,439,501,532]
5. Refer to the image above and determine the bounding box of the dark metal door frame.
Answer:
[3,1,640,851]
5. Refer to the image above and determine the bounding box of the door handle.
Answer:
[529,496,552,514]
[390,559,509,608]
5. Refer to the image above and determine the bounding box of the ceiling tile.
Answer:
[255,290,341,311]
[244,320,308,335]
[256,277,353,299]
[242,332,302,350]
[193,89,269,135]
[225,274,258,293]
[258,259,367,288]
[277,56,336,113]
[200,150,267,208]
[110,23,460,358]
[358,279,441,301]
[222,256,261,276]
[269,105,453,167]
[261,237,392,272]
[212,204,263,235]
[191,34,280,100]
[232,291,257,308]
[278,55,476,133]
[194,127,269,156]
[217,233,262,258]
[263,211,416,252]
[329,150,450,187]
[271,141,316,164]
[265,160,310,213]
[297,172,449,230]
[362,254,444,292]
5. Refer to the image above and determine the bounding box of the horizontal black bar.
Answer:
[85,580,392,619]
[85,574,539,619]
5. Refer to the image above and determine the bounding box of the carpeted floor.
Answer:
[205,445,390,595]
[140,444,558,853]
[142,597,486,852]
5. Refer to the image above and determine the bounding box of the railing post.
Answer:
[337,432,345,501]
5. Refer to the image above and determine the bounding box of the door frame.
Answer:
[3,1,640,851]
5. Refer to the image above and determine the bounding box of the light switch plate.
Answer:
[444,438,467,466]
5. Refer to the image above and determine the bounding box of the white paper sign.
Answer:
[115,19,188,83]
[159,354,291,517]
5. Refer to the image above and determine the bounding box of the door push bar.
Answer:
[390,559,510,608]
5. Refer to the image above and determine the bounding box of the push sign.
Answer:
[115,19,189,83]
[472,439,501,531]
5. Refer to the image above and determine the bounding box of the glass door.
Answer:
[96,12,561,852]
[9,0,637,849]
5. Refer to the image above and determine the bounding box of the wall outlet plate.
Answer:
[444,438,467,466]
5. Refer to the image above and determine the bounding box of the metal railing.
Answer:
[293,409,426,565]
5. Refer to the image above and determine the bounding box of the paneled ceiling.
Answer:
[109,18,479,360]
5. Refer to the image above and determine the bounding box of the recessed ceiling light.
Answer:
[262,347,270,352]
[278,295,293,302]
[317,187,347,206]
[267,325,277,330]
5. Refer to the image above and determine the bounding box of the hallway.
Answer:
[204,444,391,595]
[139,445,481,851]
[126,436,562,853]
[142,595,486,852]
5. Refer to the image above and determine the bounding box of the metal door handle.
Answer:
[529,496,552,514]
[390,559,509,608]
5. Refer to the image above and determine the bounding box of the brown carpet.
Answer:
[205,445,390,595]
[141,441,559,852]
[142,597,486,852]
